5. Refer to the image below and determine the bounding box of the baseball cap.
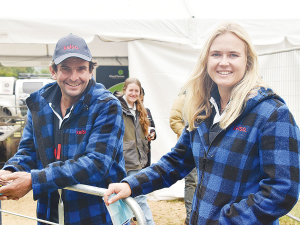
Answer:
[52,33,92,65]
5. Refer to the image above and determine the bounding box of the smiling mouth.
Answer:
[67,83,81,87]
[218,71,232,75]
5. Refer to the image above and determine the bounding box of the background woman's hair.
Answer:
[123,78,150,135]
[181,21,268,131]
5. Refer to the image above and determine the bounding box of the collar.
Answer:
[209,87,225,125]
[41,80,92,124]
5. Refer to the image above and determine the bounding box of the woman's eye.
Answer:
[212,53,220,57]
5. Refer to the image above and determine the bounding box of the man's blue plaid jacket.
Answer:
[123,87,300,225]
[4,79,127,225]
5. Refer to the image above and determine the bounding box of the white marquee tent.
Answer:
[1,0,300,200]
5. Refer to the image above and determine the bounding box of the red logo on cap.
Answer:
[64,44,79,50]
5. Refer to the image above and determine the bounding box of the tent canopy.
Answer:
[1,0,300,67]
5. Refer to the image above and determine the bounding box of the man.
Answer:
[0,34,127,225]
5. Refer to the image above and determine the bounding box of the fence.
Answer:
[259,47,300,223]
[0,184,146,225]
[258,47,300,125]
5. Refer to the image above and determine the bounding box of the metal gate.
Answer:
[0,184,146,225]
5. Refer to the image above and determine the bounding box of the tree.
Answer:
[40,67,51,74]
[0,63,35,78]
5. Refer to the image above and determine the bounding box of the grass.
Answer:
[280,200,300,224]
[161,198,300,225]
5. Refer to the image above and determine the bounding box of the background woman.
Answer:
[106,22,300,225]
[113,78,155,225]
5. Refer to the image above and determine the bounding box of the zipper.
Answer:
[58,104,76,161]
[198,128,223,194]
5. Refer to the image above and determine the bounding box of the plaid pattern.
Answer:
[123,88,300,225]
[4,79,126,225]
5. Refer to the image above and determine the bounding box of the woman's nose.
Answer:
[219,56,229,66]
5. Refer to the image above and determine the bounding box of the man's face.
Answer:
[51,57,92,105]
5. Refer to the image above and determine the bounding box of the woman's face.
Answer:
[207,32,247,94]
[124,83,140,106]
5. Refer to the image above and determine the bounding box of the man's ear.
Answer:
[49,65,57,80]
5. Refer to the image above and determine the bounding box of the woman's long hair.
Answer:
[123,78,149,135]
[182,22,268,131]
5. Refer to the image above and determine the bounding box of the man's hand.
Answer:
[0,172,32,200]
[103,183,132,205]
[0,170,13,177]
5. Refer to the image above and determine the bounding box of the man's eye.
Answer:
[61,68,71,72]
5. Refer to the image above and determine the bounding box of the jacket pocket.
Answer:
[123,140,140,169]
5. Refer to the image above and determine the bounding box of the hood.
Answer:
[240,87,285,117]
[114,93,132,116]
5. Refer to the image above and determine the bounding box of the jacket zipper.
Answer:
[198,128,223,197]
[58,105,76,162]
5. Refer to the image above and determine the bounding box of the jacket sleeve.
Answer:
[146,108,157,140]
[219,104,300,224]
[30,98,125,200]
[123,126,195,197]
[170,94,185,139]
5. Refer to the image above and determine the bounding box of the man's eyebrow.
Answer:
[60,65,70,68]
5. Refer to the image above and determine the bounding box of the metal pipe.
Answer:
[0,209,59,225]
[286,213,300,223]
[65,184,146,225]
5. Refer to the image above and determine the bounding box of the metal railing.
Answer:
[0,184,146,225]
[286,213,300,223]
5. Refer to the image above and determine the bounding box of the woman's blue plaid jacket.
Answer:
[3,79,127,225]
[123,88,300,225]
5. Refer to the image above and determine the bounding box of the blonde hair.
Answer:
[182,22,268,131]
[123,78,149,135]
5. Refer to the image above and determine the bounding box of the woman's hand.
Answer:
[147,132,155,142]
[104,182,132,205]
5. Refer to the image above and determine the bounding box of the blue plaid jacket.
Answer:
[4,79,127,225]
[123,88,300,225]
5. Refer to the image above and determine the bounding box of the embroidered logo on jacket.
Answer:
[76,129,86,135]
[233,125,247,132]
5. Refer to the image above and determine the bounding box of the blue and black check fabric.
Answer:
[123,88,300,225]
[4,79,127,225]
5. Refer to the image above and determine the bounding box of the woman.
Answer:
[106,22,300,225]
[113,78,155,225]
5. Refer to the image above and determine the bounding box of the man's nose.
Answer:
[69,70,79,81]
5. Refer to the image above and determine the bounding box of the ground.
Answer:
[1,191,300,225]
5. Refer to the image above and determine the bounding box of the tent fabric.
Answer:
[128,40,200,199]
